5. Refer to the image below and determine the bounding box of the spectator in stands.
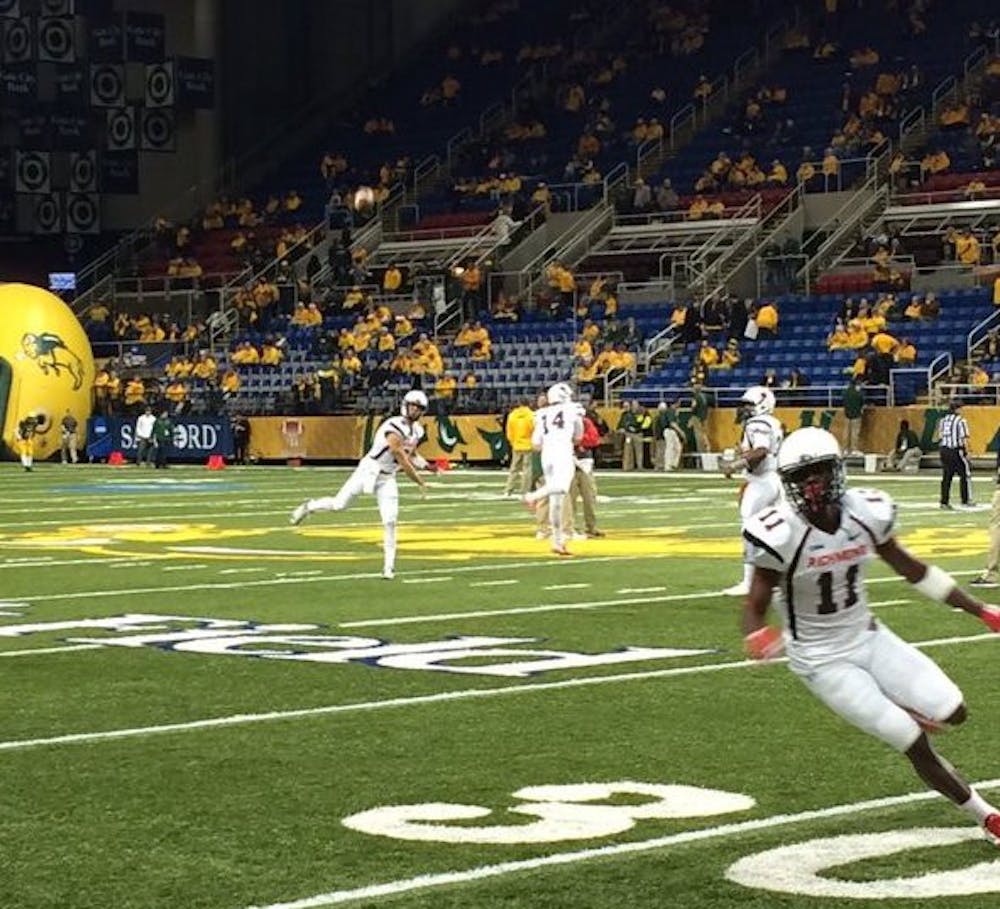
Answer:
[956,228,982,266]
[124,376,146,415]
[756,299,779,337]
[261,339,284,366]
[459,262,483,319]
[656,178,679,211]
[697,339,719,369]
[882,419,923,472]
[828,318,851,350]
[632,178,652,212]
[719,338,741,369]
[896,337,917,364]
[781,368,806,389]
[165,379,188,415]
[761,368,779,388]
[221,368,241,399]
[382,263,403,294]
[920,148,950,180]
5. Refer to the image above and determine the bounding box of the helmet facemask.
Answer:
[781,457,845,518]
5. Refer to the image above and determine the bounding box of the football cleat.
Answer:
[289,503,310,526]
[382,568,395,580]
[587,529,606,538]
[522,495,538,513]
[551,544,572,557]
[970,575,999,588]
[534,528,550,540]
[985,813,1000,844]
[722,581,750,597]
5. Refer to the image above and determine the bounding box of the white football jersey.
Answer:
[365,416,425,472]
[744,488,897,667]
[740,414,783,477]
[531,402,584,456]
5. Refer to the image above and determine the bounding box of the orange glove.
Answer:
[744,625,784,661]
[981,605,1000,633]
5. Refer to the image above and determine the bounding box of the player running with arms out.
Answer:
[523,382,584,556]
[290,389,434,580]
[742,427,1000,842]
[722,385,784,596]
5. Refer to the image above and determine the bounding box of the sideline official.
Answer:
[939,399,973,509]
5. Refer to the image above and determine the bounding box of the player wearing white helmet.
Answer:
[523,383,584,555]
[289,389,434,579]
[742,427,1000,844]
[721,385,784,596]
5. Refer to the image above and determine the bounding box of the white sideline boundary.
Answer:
[242,778,1000,909]
[0,629,995,754]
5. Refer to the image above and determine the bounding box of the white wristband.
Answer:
[913,565,956,602]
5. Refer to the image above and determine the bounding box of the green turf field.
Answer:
[1,462,998,908]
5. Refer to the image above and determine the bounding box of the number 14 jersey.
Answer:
[743,488,897,668]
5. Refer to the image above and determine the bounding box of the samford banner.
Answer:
[87,416,233,461]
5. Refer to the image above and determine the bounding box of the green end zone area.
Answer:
[1,465,998,908]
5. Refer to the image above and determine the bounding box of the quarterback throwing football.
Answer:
[742,427,1000,842]
[290,389,432,579]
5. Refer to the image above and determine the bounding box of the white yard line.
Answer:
[0,629,993,753]
[401,577,453,585]
[16,555,656,603]
[242,778,1000,909]
[0,557,139,570]
[618,586,667,594]
[162,564,209,572]
[469,580,520,588]
[0,644,103,658]
[542,583,591,591]
[338,571,980,629]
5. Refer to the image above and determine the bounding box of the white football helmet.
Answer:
[740,385,775,419]
[778,427,846,514]
[401,389,428,416]
[547,382,573,405]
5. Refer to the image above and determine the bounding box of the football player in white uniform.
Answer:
[289,389,432,579]
[722,385,784,596]
[523,382,584,556]
[742,427,1000,843]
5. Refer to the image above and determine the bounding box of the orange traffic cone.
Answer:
[205,454,225,470]
[108,451,125,466]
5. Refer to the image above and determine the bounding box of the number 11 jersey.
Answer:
[743,488,897,668]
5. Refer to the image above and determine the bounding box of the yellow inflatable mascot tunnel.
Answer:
[0,283,95,461]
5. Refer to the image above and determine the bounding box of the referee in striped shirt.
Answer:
[939,399,973,509]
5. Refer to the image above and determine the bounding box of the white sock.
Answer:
[525,484,549,504]
[21,455,31,468]
[959,788,997,824]
[742,562,754,587]
[550,493,565,547]
[308,496,343,513]
[383,522,397,574]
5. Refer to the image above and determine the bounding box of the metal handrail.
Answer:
[619,383,891,409]
[967,307,1000,362]
[669,104,695,150]
[602,162,630,203]
[796,174,886,279]
[694,183,802,298]
[898,107,925,148]
[445,129,472,170]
